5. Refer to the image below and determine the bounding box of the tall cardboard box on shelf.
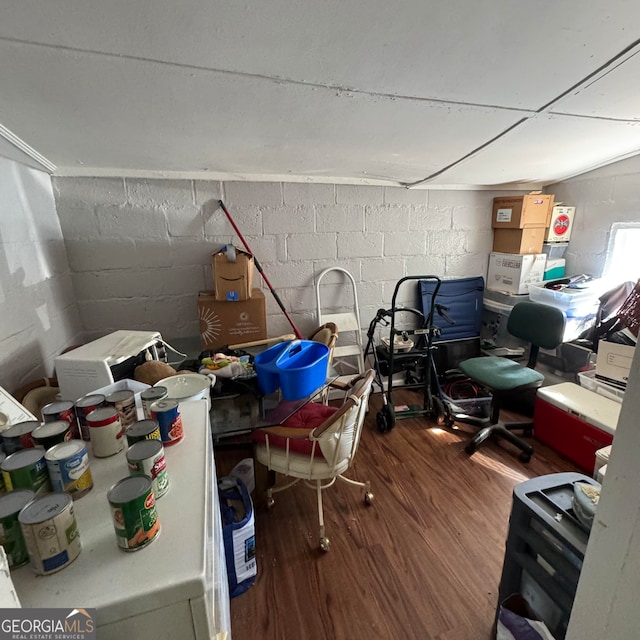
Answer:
[212,245,255,302]
[487,252,546,295]
[492,193,555,229]
[198,289,267,350]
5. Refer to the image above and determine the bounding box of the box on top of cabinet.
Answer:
[492,193,555,229]
[487,252,546,295]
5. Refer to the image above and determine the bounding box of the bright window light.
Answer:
[603,222,640,287]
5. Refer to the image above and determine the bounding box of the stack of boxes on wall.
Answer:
[487,192,575,295]
[197,246,267,349]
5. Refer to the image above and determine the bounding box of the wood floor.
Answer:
[214,388,580,640]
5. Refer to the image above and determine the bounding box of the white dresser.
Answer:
[11,400,231,640]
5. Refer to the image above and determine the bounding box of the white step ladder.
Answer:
[315,267,365,377]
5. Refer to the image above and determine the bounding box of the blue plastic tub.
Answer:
[254,340,330,400]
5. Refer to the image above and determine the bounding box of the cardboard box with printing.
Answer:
[212,245,255,302]
[198,289,267,349]
[596,340,635,389]
[492,193,555,229]
[487,252,546,295]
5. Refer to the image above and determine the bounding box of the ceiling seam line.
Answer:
[0,35,535,114]
[401,118,530,188]
[535,37,640,113]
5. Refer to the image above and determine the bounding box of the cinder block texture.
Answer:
[49,175,627,344]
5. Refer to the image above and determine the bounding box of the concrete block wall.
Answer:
[548,154,640,278]
[53,177,523,345]
[0,157,82,391]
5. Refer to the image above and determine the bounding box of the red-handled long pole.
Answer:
[218,200,304,339]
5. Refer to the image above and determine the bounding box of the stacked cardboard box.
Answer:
[198,246,267,349]
[487,193,554,294]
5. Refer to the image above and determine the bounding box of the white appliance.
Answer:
[54,330,167,401]
[12,401,232,640]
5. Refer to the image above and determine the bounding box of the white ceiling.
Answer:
[1,1,640,188]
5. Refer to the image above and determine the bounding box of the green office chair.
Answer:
[458,301,566,462]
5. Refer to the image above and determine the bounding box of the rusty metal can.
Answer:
[74,393,106,441]
[150,399,184,446]
[1,448,51,496]
[141,387,168,420]
[45,440,93,499]
[0,489,35,568]
[125,419,161,446]
[31,420,72,451]
[126,439,169,499]
[107,475,160,551]
[42,400,78,439]
[1,421,40,454]
[18,492,81,575]
[106,389,138,429]
[86,406,125,457]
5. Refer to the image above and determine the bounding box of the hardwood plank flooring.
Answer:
[215,388,581,640]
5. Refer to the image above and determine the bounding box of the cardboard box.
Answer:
[596,340,635,389]
[212,245,255,301]
[492,193,554,229]
[198,289,267,349]
[545,205,575,242]
[492,227,546,254]
[487,252,546,295]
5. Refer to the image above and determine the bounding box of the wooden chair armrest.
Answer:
[258,426,313,440]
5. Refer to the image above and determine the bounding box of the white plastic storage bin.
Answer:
[578,369,625,403]
[528,281,604,316]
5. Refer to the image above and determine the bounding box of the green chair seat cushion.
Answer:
[458,356,544,391]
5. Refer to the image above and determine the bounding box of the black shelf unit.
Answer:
[496,472,598,639]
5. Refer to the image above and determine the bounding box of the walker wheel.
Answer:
[376,404,396,433]
[364,491,374,505]
[519,451,532,463]
[267,497,275,509]
[464,441,478,456]
[431,397,446,426]
[320,537,331,552]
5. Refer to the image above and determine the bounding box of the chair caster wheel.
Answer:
[519,452,532,463]
[320,537,330,552]
[364,491,374,505]
[267,497,275,509]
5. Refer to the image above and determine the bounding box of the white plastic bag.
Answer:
[496,594,556,640]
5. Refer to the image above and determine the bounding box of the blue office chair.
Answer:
[458,301,566,462]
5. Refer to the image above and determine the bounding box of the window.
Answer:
[603,222,640,286]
